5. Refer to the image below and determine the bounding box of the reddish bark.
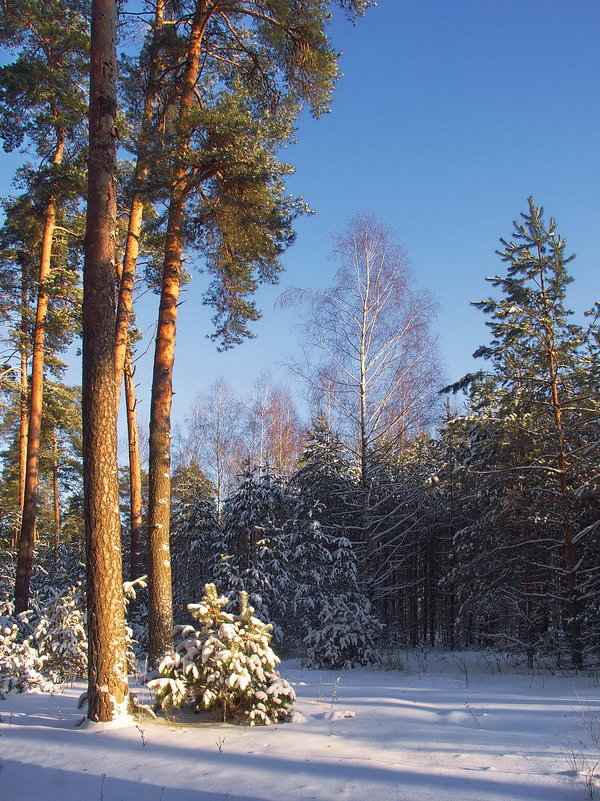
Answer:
[15,135,64,613]
[83,0,129,722]
[146,2,211,665]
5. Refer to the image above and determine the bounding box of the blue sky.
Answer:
[2,0,599,431]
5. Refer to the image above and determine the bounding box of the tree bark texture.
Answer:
[146,190,182,664]
[18,277,28,518]
[52,429,61,547]
[14,294,28,551]
[83,0,129,722]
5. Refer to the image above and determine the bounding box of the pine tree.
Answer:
[0,0,88,611]
[82,0,129,722]
[141,0,371,665]
[446,198,599,667]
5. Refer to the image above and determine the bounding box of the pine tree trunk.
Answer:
[83,0,129,722]
[146,3,210,666]
[114,0,166,391]
[14,134,64,612]
[146,189,182,664]
[52,429,61,547]
[538,261,582,669]
[124,350,144,581]
[19,277,28,514]
[14,290,28,551]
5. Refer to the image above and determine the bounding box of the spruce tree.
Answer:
[219,465,293,636]
[447,198,599,667]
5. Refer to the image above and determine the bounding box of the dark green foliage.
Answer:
[445,198,600,666]
[0,0,88,154]
[170,466,219,621]
[219,465,293,634]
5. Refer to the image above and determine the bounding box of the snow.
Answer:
[2,652,600,801]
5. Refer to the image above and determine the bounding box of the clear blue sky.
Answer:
[2,0,599,432]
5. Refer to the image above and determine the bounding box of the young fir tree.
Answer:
[446,198,599,668]
[148,583,295,725]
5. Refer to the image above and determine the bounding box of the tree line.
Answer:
[165,201,598,673]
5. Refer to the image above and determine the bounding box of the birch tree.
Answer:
[283,215,441,588]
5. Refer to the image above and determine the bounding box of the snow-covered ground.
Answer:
[2,652,600,801]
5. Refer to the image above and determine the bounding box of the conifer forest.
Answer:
[0,0,598,731]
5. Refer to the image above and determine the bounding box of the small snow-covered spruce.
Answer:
[304,593,384,670]
[0,615,52,695]
[32,576,147,684]
[148,584,295,725]
[34,583,87,682]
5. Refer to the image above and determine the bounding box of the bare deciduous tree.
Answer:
[178,378,246,515]
[283,214,440,468]
[246,372,302,475]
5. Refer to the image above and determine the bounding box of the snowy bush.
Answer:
[31,576,146,683]
[304,593,384,670]
[148,583,295,725]
[34,583,87,682]
[0,614,52,696]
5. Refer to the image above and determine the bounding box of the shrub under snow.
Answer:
[304,593,384,670]
[34,583,87,682]
[148,583,295,725]
[0,614,52,696]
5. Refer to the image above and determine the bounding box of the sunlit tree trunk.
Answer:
[124,349,144,581]
[147,3,210,665]
[83,0,129,722]
[15,132,64,612]
[14,280,28,551]
[52,429,61,547]
[114,0,167,390]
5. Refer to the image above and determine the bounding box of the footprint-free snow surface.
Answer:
[2,652,599,801]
